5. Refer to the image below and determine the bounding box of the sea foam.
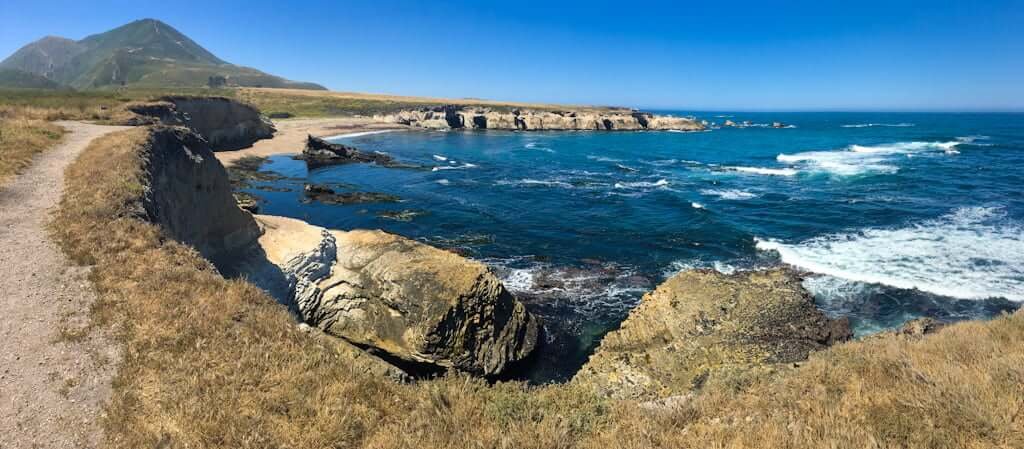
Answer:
[755,206,1024,301]
[775,140,960,176]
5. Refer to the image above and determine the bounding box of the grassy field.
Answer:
[0,114,66,184]
[48,122,1024,448]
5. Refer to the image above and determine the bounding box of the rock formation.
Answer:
[140,126,262,267]
[378,106,704,132]
[298,135,396,167]
[245,215,541,376]
[572,269,852,399]
[128,96,275,151]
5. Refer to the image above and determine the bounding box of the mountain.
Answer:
[0,68,64,89]
[0,19,325,90]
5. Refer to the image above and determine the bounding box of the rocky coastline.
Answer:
[377,105,705,131]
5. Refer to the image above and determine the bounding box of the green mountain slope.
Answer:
[0,19,325,90]
[0,69,64,89]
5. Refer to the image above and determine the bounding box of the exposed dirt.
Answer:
[0,122,129,448]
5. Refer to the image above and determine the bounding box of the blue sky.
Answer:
[2,0,1022,111]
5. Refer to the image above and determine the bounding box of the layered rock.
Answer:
[247,215,541,376]
[140,126,261,267]
[379,106,704,132]
[129,96,275,151]
[572,269,852,399]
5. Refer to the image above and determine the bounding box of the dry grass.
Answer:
[237,87,623,118]
[51,127,1024,449]
[0,116,65,184]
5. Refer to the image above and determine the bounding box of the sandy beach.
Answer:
[214,117,407,166]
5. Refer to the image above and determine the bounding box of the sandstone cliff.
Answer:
[243,215,541,376]
[572,269,851,399]
[129,96,275,151]
[378,105,704,132]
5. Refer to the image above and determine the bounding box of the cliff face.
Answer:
[379,106,704,131]
[242,215,541,376]
[129,97,275,151]
[140,127,261,267]
[572,269,852,399]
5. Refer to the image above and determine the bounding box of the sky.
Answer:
[2,0,1023,111]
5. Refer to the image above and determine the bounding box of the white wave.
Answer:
[639,159,678,166]
[616,164,639,172]
[323,129,398,140]
[496,179,574,189]
[691,202,705,210]
[775,140,960,176]
[662,260,738,278]
[432,163,477,171]
[587,155,623,162]
[614,179,670,189]
[755,206,1024,301]
[726,166,798,176]
[524,142,555,152]
[432,154,448,162]
[435,179,450,185]
[840,123,915,128]
[699,188,759,200]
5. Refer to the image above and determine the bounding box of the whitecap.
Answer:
[524,142,555,152]
[435,179,450,185]
[755,206,1024,301]
[615,164,639,172]
[587,155,623,163]
[776,140,960,176]
[699,188,759,200]
[726,166,798,176]
[432,154,448,162]
[840,123,915,128]
[432,163,477,171]
[614,179,670,189]
[691,202,705,210]
[496,179,574,189]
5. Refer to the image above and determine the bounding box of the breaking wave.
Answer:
[699,188,759,200]
[841,123,915,128]
[726,166,798,176]
[775,140,961,176]
[755,206,1024,301]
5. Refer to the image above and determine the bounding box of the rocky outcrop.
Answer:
[297,135,396,167]
[129,96,275,151]
[140,126,262,267]
[246,215,541,376]
[378,106,704,132]
[572,269,851,399]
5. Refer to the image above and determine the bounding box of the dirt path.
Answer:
[214,117,407,166]
[0,122,129,448]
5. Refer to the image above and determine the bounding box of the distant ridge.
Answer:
[0,18,325,90]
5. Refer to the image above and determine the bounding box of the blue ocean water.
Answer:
[244,112,1024,381]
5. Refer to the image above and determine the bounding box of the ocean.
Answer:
[242,112,1024,382]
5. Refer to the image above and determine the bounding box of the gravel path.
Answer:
[0,122,129,448]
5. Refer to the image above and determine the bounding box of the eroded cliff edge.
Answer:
[135,124,540,378]
[378,105,704,131]
[129,96,275,151]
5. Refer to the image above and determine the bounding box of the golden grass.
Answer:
[237,87,622,118]
[0,116,65,184]
[52,127,1024,449]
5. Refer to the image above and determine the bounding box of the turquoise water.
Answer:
[244,112,1024,381]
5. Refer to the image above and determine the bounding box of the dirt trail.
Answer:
[0,122,129,448]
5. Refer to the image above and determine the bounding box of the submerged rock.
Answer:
[248,215,541,376]
[572,269,852,399]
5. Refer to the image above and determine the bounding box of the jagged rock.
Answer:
[572,269,852,399]
[249,215,541,376]
[298,135,396,167]
[301,183,400,205]
[723,120,736,127]
[377,106,703,131]
[129,96,275,151]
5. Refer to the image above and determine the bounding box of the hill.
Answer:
[0,19,325,90]
[0,69,63,89]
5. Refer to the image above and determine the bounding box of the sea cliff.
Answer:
[378,105,704,131]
